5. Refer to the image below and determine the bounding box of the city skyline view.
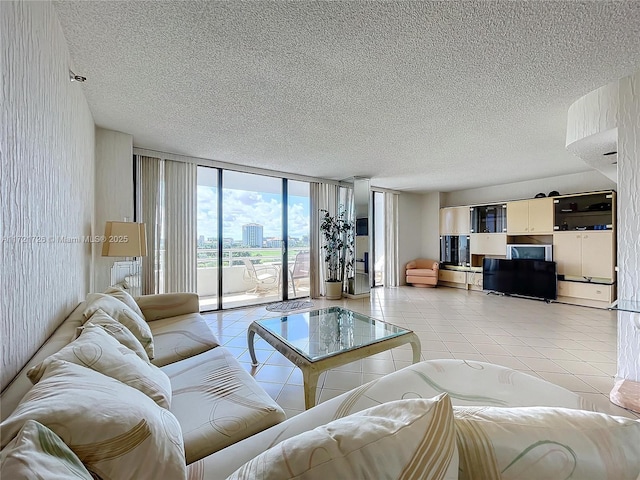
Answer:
[197,185,310,244]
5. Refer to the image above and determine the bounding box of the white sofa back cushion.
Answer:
[227,394,458,480]
[454,405,640,480]
[1,360,186,480]
[27,324,171,408]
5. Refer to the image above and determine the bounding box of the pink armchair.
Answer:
[406,259,439,287]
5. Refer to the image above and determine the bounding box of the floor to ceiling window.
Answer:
[196,166,219,310]
[287,180,310,299]
[222,171,283,309]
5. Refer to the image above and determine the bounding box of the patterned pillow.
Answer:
[27,324,171,408]
[1,419,93,479]
[454,406,640,480]
[81,308,149,362]
[83,293,154,359]
[227,393,458,480]
[1,360,186,480]
[105,285,145,319]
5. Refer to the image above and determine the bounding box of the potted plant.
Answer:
[319,207,353,299]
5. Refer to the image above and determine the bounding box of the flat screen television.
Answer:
[483,258,557,300]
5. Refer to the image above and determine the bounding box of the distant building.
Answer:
[198,235,205,246]
[242,224,263,248]
[265,238,282,248]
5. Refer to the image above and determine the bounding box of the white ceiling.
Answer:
[53,1,640,192]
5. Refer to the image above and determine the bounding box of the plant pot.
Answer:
[325,281,343,300]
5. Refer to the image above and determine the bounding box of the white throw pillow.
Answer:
[105,285,145,319]
[81,308,150,362]
[1,419,93,479]
[27,324,171,408]
[454,405,640,480]
[83,292,154,359]
[1,360,186,480]
[227,393,458,480]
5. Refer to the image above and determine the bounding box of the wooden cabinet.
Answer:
[438,269,467,284]
[506,198,553,234]
[470,233,507,256]
[553,231,614,281]
[440,207,470,235]
[557,281,615,303]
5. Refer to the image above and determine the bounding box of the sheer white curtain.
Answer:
[310,182,338,298]
[383,191,399,287]
[163,160,197,293]
[137,156,162,295]
[136,156,197,294]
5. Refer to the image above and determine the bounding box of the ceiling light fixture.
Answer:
[69,69,86,82]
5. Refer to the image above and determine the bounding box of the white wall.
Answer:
[617,70,640,383]
[420,192,441,261]
[93,128,134,292]
[441,170,615,207]
[1,2,95,389]
[397,193,425,284]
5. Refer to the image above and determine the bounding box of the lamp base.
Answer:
[110,260,141,297]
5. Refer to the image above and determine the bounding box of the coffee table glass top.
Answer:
[255,307,410,362]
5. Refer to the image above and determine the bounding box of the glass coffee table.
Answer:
[247,307,421,409]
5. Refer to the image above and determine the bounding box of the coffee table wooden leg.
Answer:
[409,334,422,364]
[302,368,320,410]
[247,327,259,366]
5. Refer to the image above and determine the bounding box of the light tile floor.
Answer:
[203,286,639,420]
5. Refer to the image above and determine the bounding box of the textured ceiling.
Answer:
[53,1,640,192]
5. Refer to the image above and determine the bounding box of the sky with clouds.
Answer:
[197,186,310,241]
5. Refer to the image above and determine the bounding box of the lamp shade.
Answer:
[102,221,147,257]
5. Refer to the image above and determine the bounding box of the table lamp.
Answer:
[102,221,147,295]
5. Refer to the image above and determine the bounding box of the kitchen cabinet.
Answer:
[506,198,553,234]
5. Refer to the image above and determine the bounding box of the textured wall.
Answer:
[93,128,133,293]
[616,70,640,382]
[441,171,615,207]
[565,81,618,146]
[1,2,95,390]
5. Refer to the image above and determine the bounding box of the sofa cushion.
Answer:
[136,293,201,321]
[27,324,171,408]
[454,405,640,480]
[227,394,458,480]
[0,420,93,479]
[1,360,186,480]
[105,285,145,319]
[83,293,154,359]
[81,308,150,362]
[162,347,285,463]
[149,313,219,367]
[407,268,437,277]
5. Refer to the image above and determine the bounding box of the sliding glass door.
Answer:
[287,180,310,299]
[196,167,219,309]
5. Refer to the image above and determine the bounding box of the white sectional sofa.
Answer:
[2,290,639,479]
[0,289,285,478]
